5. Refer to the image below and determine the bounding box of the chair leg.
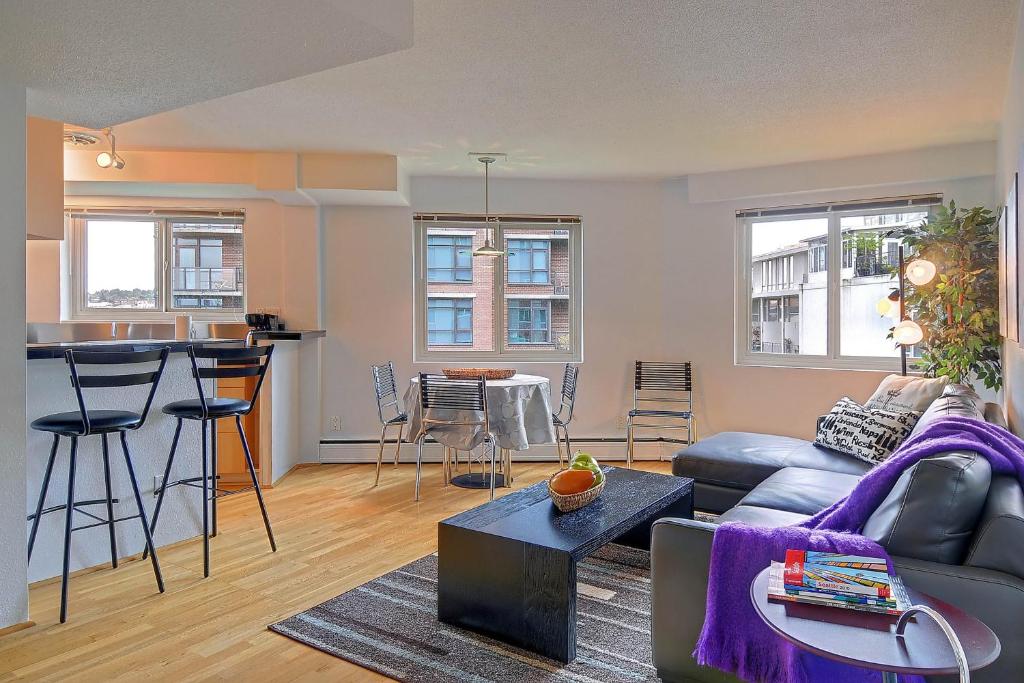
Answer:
[100,434,118,569]
[211,420,218,538]
[237,415,276,552]
[201,419,210,577]
[144,418,182,561]
[373,423,388,487]
[564,425,573,462]
[626,419,634,469]
[555,427,564,469]
[505,449,513,487]
[28,434,59,564]
[393,423,404,467]
[119,433,164,594]
[59,436,78,623]
[489,440,497,501]
[414,438,423,501]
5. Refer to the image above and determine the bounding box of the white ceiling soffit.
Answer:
[114,0,1018,179]
[0,0,413,129]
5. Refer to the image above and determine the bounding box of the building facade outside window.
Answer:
[414,215,582,362]
[738,196,936,370]
[68,210,245,319]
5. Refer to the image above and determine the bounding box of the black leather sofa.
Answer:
[651,387,1024,682]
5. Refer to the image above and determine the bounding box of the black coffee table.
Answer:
[437,466,694,663]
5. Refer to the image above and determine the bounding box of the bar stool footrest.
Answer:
[72,513,141,533]
[27,498,122,522]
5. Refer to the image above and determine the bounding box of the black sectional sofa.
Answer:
[650,387,1024,682]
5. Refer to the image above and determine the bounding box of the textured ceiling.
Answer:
[1,0,413,129]
[115,1,1019,177]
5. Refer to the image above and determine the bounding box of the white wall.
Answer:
[0,83,29,629]
[320,155,994,456]
[999,3,1024,433]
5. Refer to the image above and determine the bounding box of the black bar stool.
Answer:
[148,344,275,577]
[27,348,169,623]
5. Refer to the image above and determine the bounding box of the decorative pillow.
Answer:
[865,374,950,413]
[816,397,921,465]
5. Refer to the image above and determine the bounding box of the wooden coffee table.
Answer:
[750,566,1000,681]
[437,466,693,663]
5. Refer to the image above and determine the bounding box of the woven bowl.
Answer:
[548,472,605,513]
[442,367,516,380]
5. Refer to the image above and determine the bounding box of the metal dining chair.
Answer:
[415,373,497,501]
[28,347,170,622]
[626,361,695,468]
[552,363,580,468]
[371,362,409,486]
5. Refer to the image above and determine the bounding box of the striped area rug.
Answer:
[270,544,660,682]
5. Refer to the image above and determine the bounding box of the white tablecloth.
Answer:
[404,374,557,451]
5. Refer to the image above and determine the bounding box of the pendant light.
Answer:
[472,155,504,257]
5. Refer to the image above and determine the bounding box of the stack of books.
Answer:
[767,550,911,616]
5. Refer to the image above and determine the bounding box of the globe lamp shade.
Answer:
[893,319,924,346]
[906,259,937,286]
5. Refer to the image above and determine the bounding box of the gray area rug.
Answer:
[270,544,661,682]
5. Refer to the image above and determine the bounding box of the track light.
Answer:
[96,129,126,170]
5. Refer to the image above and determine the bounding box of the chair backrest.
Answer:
[633,360,692,408]
[418,373,488,431]
[371,361,402,423]
[65,347,170,434]
[557,363,580,421]
[187,343,274,418]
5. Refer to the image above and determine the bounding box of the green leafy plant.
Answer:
[896,201,1001,390]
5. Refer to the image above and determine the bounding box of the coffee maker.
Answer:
[245,313,282,331]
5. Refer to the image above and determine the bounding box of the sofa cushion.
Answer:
[861,451,992,564]
[865,373,950,413]
[718,504,810,528]
[672,432,870,491]
[738,467,861,515]
[964,475,1024,580]
[815,397,920,465]
[910,384,986,436]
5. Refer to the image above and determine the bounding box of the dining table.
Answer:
[404,373,557,489]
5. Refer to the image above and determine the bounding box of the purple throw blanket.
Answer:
[694,417,1024,683]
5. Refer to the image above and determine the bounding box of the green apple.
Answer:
[571,452,598,469]
[570,452,604,487]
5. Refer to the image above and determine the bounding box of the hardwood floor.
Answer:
[1,459,674,682]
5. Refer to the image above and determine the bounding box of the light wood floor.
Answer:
[1,459,673,682]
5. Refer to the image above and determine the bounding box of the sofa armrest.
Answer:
[651,518,736,683]
[893,556,1024,683]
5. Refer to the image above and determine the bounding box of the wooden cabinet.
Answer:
[215,371,261,487]
[26,117,64,240]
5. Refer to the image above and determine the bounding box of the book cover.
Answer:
[784,549,892,598]
[769,562,908,616]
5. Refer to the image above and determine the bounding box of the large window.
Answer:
[414,215,582,361]
[69,210,245,319]
[737,196,936,370]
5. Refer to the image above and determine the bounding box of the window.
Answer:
[427,234,473,282]
[508,299,550,344]
[737,196,937,370]
[427,298,473,345]
[507,239,550,283]
[69,211,245,319]
[414,215,582,361]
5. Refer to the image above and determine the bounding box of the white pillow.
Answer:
[816,397,921,465]
[865,374,950,413]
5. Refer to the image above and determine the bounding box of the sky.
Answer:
[86,220,157,291]
[751,218,828,257]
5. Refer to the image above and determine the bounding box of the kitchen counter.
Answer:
[27,337,243,360]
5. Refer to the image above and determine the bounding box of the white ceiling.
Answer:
[95,1,1024,178]
[1,0,413,129]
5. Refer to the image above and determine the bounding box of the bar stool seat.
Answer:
[163,397,251,419]
[31,409,142,435]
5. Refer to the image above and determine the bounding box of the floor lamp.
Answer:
[883,245,936,375]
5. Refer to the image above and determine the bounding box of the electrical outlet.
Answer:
[330,415,342,432]
[153,474,164,496]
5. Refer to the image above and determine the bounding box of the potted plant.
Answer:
[897,201,1001,390]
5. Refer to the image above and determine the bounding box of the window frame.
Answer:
[413,215,583,363]
[426,296,474,346]
[735,197,937,372]
[426,233,474,283]
[68,211,246,321]
[507,239,551,284]
[507,298,551,345]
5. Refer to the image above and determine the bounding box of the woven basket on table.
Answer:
[442,368,516,380]
[548,473,605,513]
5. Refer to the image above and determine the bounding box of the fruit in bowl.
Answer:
[548,452,605,512]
